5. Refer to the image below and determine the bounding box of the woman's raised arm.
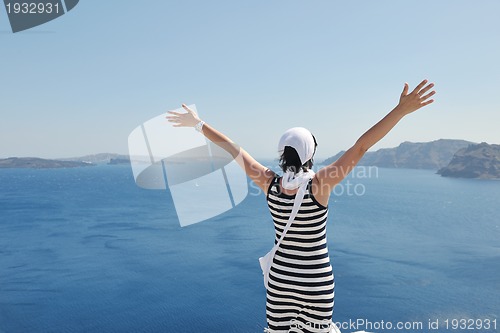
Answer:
[315,79,436,197]
[167,104,275,194]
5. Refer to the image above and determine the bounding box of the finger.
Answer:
[418,83,434,96]
[411,79,428,95]
[401,83,409,97]
[167,111,182,115]
[181,104,194,114]
[420,90,436,101]
[421,99,434,107]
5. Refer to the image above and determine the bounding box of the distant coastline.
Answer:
[322,139,474,170]
[0,157,94,169]
[2,140,499,179]
[321,139,499,180]
[0,154,130,169]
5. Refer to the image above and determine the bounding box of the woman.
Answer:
[167,80,435,333]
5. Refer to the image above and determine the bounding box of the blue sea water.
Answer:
[0,165,498,333]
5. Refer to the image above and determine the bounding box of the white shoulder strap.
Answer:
[273,178,309,251]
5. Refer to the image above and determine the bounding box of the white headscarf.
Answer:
[278,127,316,190]
[278,127,316,165]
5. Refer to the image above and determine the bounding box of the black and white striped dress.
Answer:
[265,176,335,333]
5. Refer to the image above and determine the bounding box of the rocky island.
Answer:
[0,153,131,169]
[0,157,94,169]
[438,142,500,179]
[60,153,129,164]
[108,157,131,165]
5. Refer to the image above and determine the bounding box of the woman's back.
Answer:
[265,176,335,333]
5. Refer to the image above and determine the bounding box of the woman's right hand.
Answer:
[166,104,202,127]
[396,79,435,116]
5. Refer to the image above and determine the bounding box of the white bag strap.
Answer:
[272,177,310,252]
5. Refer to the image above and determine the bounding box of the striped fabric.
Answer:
[265,176,335,333]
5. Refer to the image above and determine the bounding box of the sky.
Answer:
[1,0,499,160]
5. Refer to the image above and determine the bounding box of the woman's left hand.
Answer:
[166,104,202,127]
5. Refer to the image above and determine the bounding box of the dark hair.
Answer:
[279,134,318,173]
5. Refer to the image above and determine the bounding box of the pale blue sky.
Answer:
[1,1,499,160]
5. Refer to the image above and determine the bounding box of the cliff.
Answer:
[437,142,500,179]
[321,139,474,170]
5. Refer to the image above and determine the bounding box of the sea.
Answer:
[0,164,498,333]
